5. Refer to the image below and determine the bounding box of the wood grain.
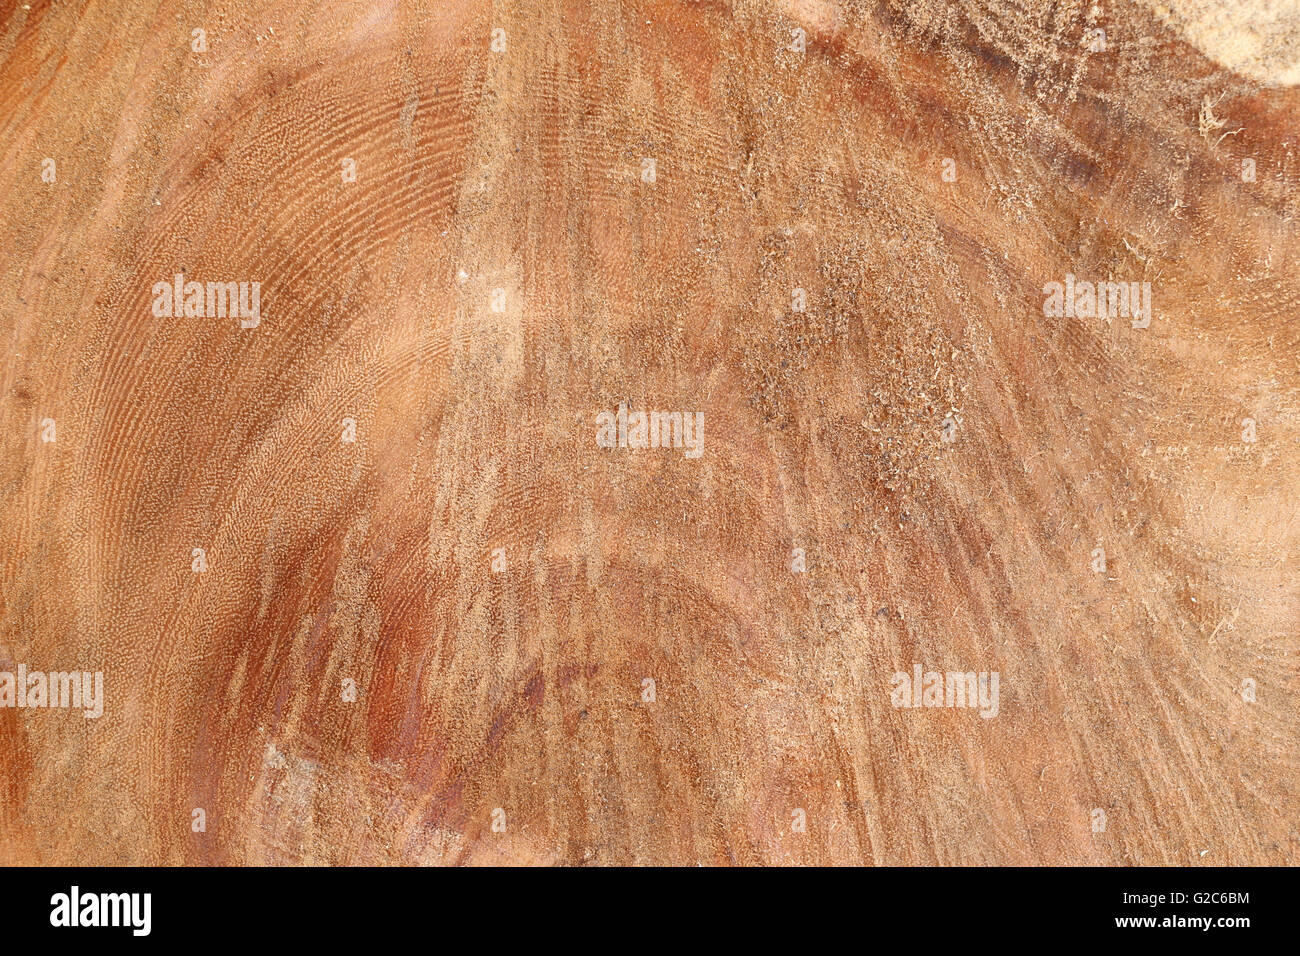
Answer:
[1,0,1297,865]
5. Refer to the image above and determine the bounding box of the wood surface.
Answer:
[1,0,1297,865]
